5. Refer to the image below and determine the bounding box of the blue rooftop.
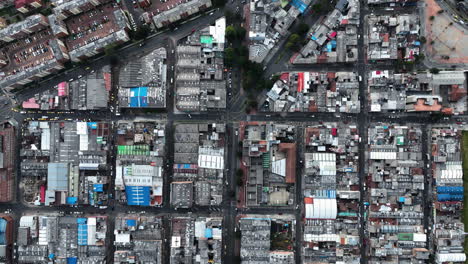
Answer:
[93,184,104,192]
[126,219,137,227]
[129,87,149,107]
[66,197,78,205]
[126,186,150,206]
[87,122,98,129]
[0,218,6,245]
[67,257,78,264]
[78,224,88,246]
[205,228,213,239]
[290,0,308,13]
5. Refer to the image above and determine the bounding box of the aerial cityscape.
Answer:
[0,0,467,263]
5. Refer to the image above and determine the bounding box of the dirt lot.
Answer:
[424,0,468,64]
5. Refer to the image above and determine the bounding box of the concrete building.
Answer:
[118,48,167,109]
[431,125,468,264]
[114,215,163,263]
[367,123,427,263]
[240,215,295,263]
[0,121,16,203]
[0,0,15,9]
[115,121,166,206]
[15,0,42,13]
[0,0,131,90]
[292,0,359,64]
[170,216,223,264]
[22,65,111,111]
[240,122,296,207]
[368,70,467,114]
[263,71,360,113]
[18,215,107,263]
[0,215,14,264]
[152,0,211,28]
[175,17,226,112]
[302,123,360,263]
[172,123,225,207]
[365,14,420,62]
[247,0,312,63]
[20,121,111,206]
[0,14,69,91]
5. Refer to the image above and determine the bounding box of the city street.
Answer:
[0,1,467,263]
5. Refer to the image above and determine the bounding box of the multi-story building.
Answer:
[239,122,296,207]
[175,17,226,112]
[302,122,361,263]
[115,121,166,206]
[172,123,226,208]
[20,121,112,206]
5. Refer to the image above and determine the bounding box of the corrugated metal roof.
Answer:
[47,163,68,191]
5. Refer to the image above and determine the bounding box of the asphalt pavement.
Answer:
[1,1,468,263]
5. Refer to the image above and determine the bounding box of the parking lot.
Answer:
[144,0,192,16]
[1,29,55,75]
[65,3,121,50]
[425,0,468,64]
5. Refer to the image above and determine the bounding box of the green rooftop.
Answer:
[200,35,213,44]
[396,135,405,145]
[117,145,150,156]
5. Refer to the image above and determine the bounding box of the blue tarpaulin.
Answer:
[126,219,137,227]
[93,184,104,192]
[290,0,308,13]
[129,87,149,107]
[126,186,150,206]
[67,257,78,264]
[0,218,6,245]
[77,218,87,224]
[437,186,463,195]
[399,197,405,202]
[49,253,55,259]
[78,224,88,245]
[205,228,213,239]
[438,194,463,202]
[66,197,78,205]
[87,122,97,129]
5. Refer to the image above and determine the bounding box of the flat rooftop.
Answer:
[0,29,61,78]
[64,3,124,51]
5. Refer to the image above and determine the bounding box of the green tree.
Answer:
[430,68,440,74]
[224,47,236,66]
[236,27,246,40]
[40,8,52,16]
[236,174,243,186]
[419,36,426,44]
[104,43,117,56]
[286,33,302,52]
[429,15,435,21]
[414,54,425,64]
[131,24,151,40]
[311,3,322,13]
[296,23,310,36]
[226,25,246,42]
[212,0,225,7]
[225,25,237,41]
